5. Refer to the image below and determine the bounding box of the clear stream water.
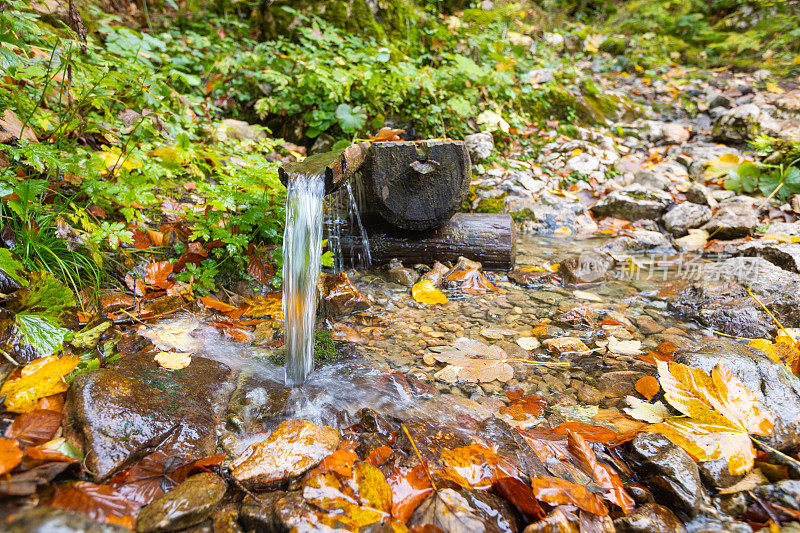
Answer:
[282,173,325,386]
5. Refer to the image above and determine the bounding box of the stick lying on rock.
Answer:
[278,141,371,195]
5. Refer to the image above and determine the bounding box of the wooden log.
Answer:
[339,213,516,270]
[279,141,370,195]
[358,140,471,231]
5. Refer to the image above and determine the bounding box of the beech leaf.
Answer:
[1,354,80,413]
[46,481,139,529]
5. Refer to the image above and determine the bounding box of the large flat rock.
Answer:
[64,353,235,481]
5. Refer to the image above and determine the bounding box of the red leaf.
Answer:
[247,245,274,284]
[492,476,545,521]
[46,481,139,528]
[5,409,62,446]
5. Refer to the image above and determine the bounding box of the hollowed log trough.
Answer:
[280,139,516,270]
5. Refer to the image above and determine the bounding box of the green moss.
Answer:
[476,197,505,214]
[267,329,342,366]
[511,208,535,222]
[599,35,627,55]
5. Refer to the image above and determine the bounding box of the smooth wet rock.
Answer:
[238,491,313,532]
[662,123,690,144]
[212,119,265,142]
[508,268,551,287]
[136,473,227,532]
[320,272,370,316]
[386,259,418,287]
[675,340,800,452]
[230,419,339,490]
[736,241,800,273]
[752,480,800,510]
[613,503,686,533]
[633,169,670,190]
[65,353,235,480]
[597,371,646,399]
[701,202,758,239]
[627,433,746,531]
[675,229,709,252]
[4,507,128,533]
[698,457,743,491]
[465,131,494,162]
[686,182,717,207]
[559,252,615,284]
[662,202,712,236]
[668,282,774,338]
[409,488,518,533]
[598,229,675,258]
[712,104,780,143]
[591,184,673,221]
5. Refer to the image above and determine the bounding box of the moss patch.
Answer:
[476,197,505,214]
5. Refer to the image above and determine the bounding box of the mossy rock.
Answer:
[476,197,505,214]
[258,0,419,42]
[600,35,627,55]
[519,83,631,125]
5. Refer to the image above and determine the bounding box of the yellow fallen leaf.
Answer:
[649,360,774,475]
[411,280,448,305]
[703,153,743,180]
[154,351,193,370]
[765,82,784,95]
[758,234,800,244]
[1,354,79,413]
[748,338,799,373]
[570,148,583,158]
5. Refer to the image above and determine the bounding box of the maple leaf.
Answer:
[1,354,79,413]
[303,461,394,530]
[412,280,448,305]
[432,338,513,383]
[530,476,608,516]
[648,360,774,475]
[748,338,799,374]
[446,267,500,294]
[439,443,521,489]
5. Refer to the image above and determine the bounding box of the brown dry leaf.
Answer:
[718,468,769,494]
[543,337,589,355]
[4,409,62,446]
[635,376,660,401]
[369,127,405,142]
[247,244,274,284]
[499,390,546,421]
[432,337,513,383]
[1,354,80,413]
[0,109,38,142]
[46,481,139,529]
[0,438,23,475]
[154,352,192,370]
[231,419,340,488]
[412,280,448,305]
[143,261,174,289]
[648,360,774,474]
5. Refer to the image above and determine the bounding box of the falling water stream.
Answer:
[282,173,325,386]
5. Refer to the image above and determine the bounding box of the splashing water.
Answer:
[282,173,325,386]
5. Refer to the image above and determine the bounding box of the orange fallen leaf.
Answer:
[530,476,608,516]
[0,437,23,475]
[199,295,236,313]
[635,376,660,401]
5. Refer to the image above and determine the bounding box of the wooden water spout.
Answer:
[279,139,516,270]
[279,141,371,195]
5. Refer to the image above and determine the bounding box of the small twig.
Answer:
[400,423,438,493]
[0,348,19,366]
[712,330,757,341]
[747,287,794,341]
[757,182,783,210]
[751,437,800,477]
